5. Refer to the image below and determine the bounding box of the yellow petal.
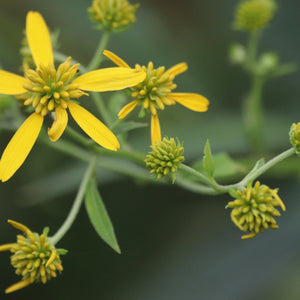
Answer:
[67,102,120,151]
[165,62,188,77]
[168,93,209,112]
[0,70,28,95]
[26,11,54,66]
[73,68,146,92]
[103,50,130,68]
[48,105,68,142]
[5,278,32,294]
[0,113,43,182]
[151,114,161,145]
[118,100,139,119]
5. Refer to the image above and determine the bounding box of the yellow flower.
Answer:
[0,11,145,182]
[103,50,210,145]
[0,220,66,294]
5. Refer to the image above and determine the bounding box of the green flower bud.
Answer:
[145,137,184,180]
[257,52,279,75]
[229,44,247,65]
[0,220,66,294]
[88,0,139,33]
[234,0,277,31]
[289,122,300,155]
[227,181,285,239]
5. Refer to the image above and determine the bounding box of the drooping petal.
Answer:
[26,11,54,67]
[168,93,209,112]
[0,70,28,95]
[0,113,43,182]
[118,100,139,119]
[103,50,130,68]
[73,67,146,92]
[165,62,188,77]
[151,114,161,145]
[48,105,68,142]
[67,102,120,151]
[5,278,32,294]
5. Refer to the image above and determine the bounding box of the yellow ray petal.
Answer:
[118,100,139,119]
[67,102,120,151]
[168,93,209,112]
[103,50,130,68]
[26,11,54,67]
[73,68,146,92]
[48,105,68,142]
[0,70,28,95]
[151,114,161,145]
[165,62,188,77]
[0,113,43,182]
[5,278,32,294]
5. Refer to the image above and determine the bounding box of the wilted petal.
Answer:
[48,105,68,142]
[168,93,209,112]
[67,102,120,151]
[26,11,54,67]
[103,50,130,68]
[151,114,161,145]
[0,70,28,95]
[73,68,146,92]
[118,100,139,119]
[165,62,188,77]
[0,113,43,182]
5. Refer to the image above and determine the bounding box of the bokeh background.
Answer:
[1,0,300,299]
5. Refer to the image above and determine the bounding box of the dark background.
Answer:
[1,0,300,299]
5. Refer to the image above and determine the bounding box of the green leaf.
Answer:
[108,93,127,117]
[85,178,121,254]
[114,121,148,134]
[193,153,246,180]
[203,139,215,178]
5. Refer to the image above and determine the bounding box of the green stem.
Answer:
[247,31,259,70]
[91,91,113,125]
[50,155,97,245]
[87,30,110,71]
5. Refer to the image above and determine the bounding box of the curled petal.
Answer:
[103,50,130,68]
[165,62,188,77]
[0,113,43,182]
[67,102,120,151]
[73,68,146,92]
[151,114,161,145]
[48,105,68,142]
[0,70,28,95]
[26,11,54,66]
[118,100,139,119]
[5,278,32,294]
[168,93,209,112]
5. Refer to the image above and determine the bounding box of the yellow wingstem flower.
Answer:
[103,50,210,145]
[0,11,145,182]
[0,220,66,294]
[227,181,286,239]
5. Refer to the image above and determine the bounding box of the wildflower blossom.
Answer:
[103,50,209,145]
[227,181,285,239]
[145,137,184,180]
[88,0,139,33]
[289,122,300,156]
[0,220,66,294]
[0,11,145,182]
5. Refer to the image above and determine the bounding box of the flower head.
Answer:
[145,137,184,180]
[0,220,66,294]
[0,11,145,182]
[289,122,300,155]
[227,181,285,239]
[88,0,139,33]
[234,0,277,31]
[103,50,209,145]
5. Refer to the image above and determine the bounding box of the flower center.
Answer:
[132,62,177,115]
[21,57,86,116]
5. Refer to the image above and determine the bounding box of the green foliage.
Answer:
[202,140,215,178]
[85,177,121,254]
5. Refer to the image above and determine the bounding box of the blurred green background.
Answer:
[1,0,300,299]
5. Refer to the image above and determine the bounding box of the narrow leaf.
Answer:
[203,139,215,178]
[85,178,121,254]
[114,121,148,134]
